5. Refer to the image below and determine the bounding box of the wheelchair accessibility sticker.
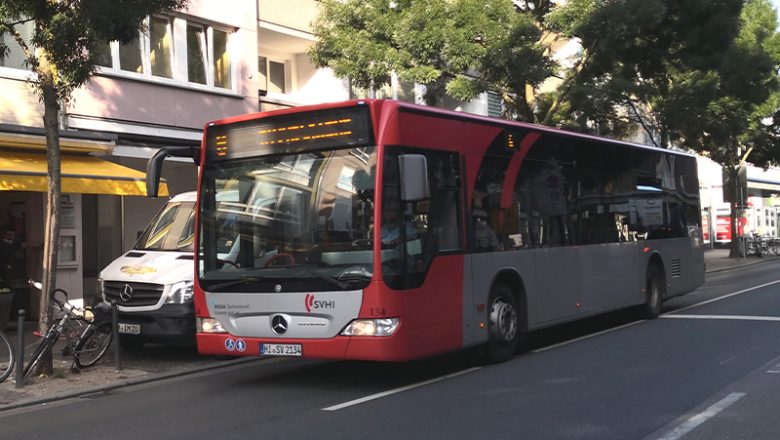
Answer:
[225,338,236,351]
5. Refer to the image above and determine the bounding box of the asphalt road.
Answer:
[4,261,780,440]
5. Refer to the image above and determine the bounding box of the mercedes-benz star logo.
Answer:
[119,284,134,302]
[271,315,288,335]
[274,284,282,293]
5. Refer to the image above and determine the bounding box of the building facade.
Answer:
[0,0,259,316]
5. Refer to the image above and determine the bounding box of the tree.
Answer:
[0,0,187,375]
[309,0,554,121]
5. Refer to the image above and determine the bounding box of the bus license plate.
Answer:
[118,323,141,335]
[260,343,302,357]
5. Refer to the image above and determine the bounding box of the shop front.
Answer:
[0,134,168,326]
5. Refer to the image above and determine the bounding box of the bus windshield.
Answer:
[135,201,196,252]
[198,147,377,292]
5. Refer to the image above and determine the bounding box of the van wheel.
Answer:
[642,264,664,319]
[485,283,519,363]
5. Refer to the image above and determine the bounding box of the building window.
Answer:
[94,16,234,91]
[212,29,231,89]
[0,20,34,70]
[187,24,207,85]
[149,16,173,79]
[119,37,143,74]
[258,56,287,94]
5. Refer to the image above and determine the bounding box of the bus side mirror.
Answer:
[398,154,429,202]
[145,146,200,198]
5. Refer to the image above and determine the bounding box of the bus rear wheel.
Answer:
[642,264,664,319]
[485,283,519,363]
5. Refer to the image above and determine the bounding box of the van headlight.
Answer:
[198,317,227,333]
[341,318,400,336]
[166,281,194,304]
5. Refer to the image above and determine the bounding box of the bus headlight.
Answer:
[198,317,227,333]
[166,281,194,304]
[341,318,400,337]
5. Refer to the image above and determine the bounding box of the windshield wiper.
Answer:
[207,276,269,291]
[278,266,350,290]
[334,265,372,282]
[308,270,351,290]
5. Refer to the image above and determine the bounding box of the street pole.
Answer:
[15,309,24,388]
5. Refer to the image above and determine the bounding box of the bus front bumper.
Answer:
[196,331,415,362]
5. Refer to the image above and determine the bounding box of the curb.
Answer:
[0,356,263,413]
[705,255,780,274]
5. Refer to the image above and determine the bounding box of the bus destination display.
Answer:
[206,106,374,160]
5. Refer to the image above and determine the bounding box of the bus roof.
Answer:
[203,99,696,158]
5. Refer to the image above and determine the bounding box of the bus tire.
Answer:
[642,264,664,319]
[485,283,520,363]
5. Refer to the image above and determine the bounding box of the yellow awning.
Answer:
[0,151,169,196]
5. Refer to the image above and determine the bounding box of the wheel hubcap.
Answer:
[490,298,518,344]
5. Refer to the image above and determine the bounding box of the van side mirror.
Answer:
[398,154,429,202]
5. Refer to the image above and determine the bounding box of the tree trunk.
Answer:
[37,80,62,376]
[725,166,742,259]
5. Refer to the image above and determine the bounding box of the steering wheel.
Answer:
[351,239,372,249]
[217,258,239,269]
[264,253,295,267]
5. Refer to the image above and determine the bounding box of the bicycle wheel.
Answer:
[23,333,58,378]
[74,325,113,368]
[0,331,13,383]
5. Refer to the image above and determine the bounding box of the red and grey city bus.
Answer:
[149,99,705,363]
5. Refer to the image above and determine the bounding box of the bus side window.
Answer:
[381,150,462,289]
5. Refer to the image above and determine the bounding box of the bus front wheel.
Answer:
[485,283,519,363]
[642,264,664,319]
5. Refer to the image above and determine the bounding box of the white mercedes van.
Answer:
[98,191,199,348]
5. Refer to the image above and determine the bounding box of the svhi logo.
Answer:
[305,294,335,312]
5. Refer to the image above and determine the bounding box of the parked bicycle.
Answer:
[0,281,114,384]
[745,232,767,257]
[0,327,12,383]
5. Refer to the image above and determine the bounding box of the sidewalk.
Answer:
[0,322,252,411]
[704,247,777,273]
[0,248,770,412]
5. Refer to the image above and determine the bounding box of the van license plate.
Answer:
[260,343,302,356]
[118,323,141,335]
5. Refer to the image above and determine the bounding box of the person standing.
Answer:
[0,230,22,283]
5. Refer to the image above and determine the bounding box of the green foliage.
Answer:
[310,0,549,116]
[0,0,187,101]
[553,0,780,173]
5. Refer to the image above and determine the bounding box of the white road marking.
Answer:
[669,279,780,314]
[656,392,746,440]
[660,314,780,322]
[321,367,482,411]
[509,279,780,355]
[767,362,780,374]
[530,320,646,353]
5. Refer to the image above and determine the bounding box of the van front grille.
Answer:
[103,281,164,306]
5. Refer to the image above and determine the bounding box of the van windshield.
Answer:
[135,201,196,252]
